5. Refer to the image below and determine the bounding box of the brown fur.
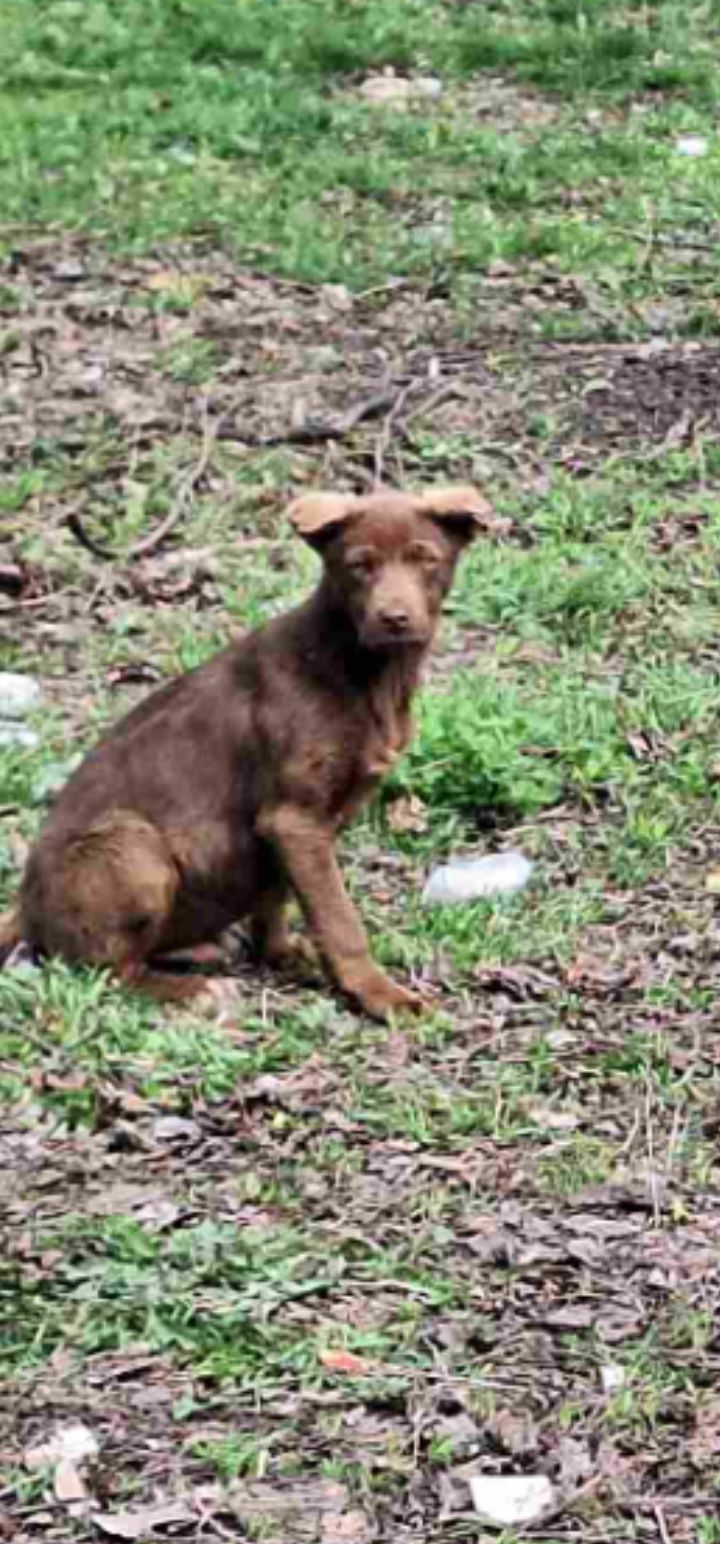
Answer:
[2,486,489,1019]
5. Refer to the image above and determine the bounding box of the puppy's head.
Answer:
[289,486,494,651]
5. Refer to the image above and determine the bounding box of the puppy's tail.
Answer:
[0,904,23,965]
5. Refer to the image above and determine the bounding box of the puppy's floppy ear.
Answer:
[288,492,358,546]
[419,485,496,545]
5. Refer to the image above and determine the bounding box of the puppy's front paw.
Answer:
[193,976,243,1020]
[352,971,427,1022]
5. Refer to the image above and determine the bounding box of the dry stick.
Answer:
[65,395,219,563]
[653,1504,672,1544]
[65,389,400,564]
[373,382,416,485]
[3,586,77,611]
[613,224,718,253]
[222,387,400,448]
[65,511,114,560]
[125,394,216,559]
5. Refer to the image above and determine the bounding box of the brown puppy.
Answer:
[0,486,488,1019]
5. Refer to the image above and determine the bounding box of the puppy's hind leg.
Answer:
[24,811,242,1019]
[118,960,241,1015]
[24,811,177,977]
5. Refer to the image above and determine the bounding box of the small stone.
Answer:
[306,345,343,373]
[359,74,442,109]
[54,260,86,281]
[675,134,709,158]
[0,672,42,718]
[468,1474,554,1528]
[320,283,352,312]
[601,1363,626,1394]
[0,721,39,749]
[150,1115,201,1144]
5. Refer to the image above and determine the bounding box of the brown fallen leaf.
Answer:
[321,1509,374,1543]
[92,1501,194,1539]
[319,1349,375,1376]
[25,1423,99,1471]
[54,1458,88,1504]
[386,794,428,834]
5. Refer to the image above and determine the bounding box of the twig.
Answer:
[64,395,221,563]
[125,394,216,558]
[613,224,717,253]
[2,586,77,611]
[226,388,399,448]
[373,382,415,485]
[645,1076,662,1227]
[65,512,114,560]
[653,1503,672,1544]
[355,277,414,301]
[404,381,465,425]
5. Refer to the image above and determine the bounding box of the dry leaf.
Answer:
[321,1510,374,1543]
[25,1423,99,1471]
[319,1349,374,1376]
[386,794,428,834]
[92,1502,193,1539]
[54,1459,87,1504]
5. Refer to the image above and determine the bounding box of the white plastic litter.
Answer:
[675,134,709,157]
[422,850,533,906]
[468,1474,554,1528]
[0,672,42,717]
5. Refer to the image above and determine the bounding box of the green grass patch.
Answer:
[2,0,720,309]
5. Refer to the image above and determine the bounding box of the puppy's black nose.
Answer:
[378,606,410,632]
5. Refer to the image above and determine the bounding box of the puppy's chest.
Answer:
[361,706,411,778]
[337,696,412,823]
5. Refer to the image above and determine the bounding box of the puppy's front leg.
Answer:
[260,805,422,1020]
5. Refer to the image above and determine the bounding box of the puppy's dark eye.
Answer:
[408,543,441,569]
[347,549,376,577]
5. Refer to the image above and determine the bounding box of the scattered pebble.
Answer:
[675,134,709,158]
[359,73,442,108]
[423,850,533,906]
[468,1474,555,1528]
[601,1363,627,1394]
[305,345,343,373]
[0,721,39,749]
[0,672,42,718]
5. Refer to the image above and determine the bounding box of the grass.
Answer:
[4,1,720,1538]
[1,0,720,321]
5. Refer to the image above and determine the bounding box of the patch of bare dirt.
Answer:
[3,238,718,576]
